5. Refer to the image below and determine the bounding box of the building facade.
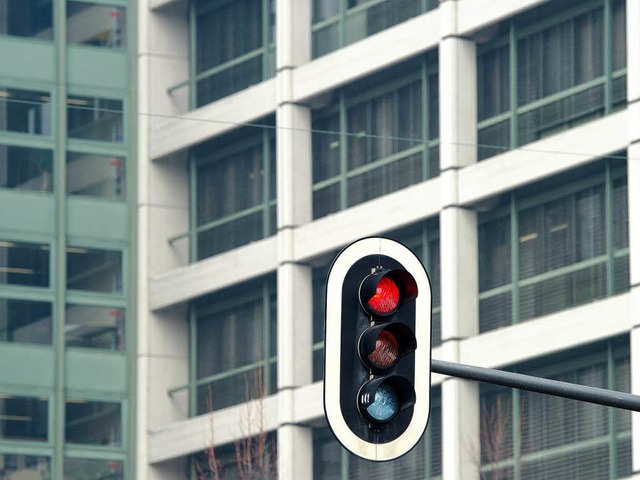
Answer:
[2,0,640,479]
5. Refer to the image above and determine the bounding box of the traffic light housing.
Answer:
[324,237,432,461]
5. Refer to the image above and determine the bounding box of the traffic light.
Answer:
[324,237,432,462]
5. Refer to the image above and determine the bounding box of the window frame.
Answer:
[190,277,277,415]
[190,0,276,108]
[311,0,438,59]
[312,56,439,219]
[476,0,626,160]
[477,158,629,332]
[479,339,631,479]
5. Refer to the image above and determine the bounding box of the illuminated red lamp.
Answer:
[359,269,418,317]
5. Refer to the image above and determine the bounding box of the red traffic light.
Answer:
[359,323,417,373]
[360,269,418,317]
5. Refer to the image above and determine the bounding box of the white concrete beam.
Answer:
[458,111,629,206]
[149,79,277,160]
[149,236,278,310]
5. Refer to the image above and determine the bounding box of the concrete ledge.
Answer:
[149,236,278,310]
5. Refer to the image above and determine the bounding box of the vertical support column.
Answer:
[275,1,313,479]
[439,1,480,479]
[626,0,640,474]
[137,2,191,479]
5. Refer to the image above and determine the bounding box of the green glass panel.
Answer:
[0,144,53,192]
[65,400,122,446]
[0,394,48,442]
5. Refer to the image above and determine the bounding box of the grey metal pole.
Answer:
[432,359,640,412]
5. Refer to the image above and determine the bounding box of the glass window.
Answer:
[67,2,125,48]
[63,458,123,480]
[0,0,53,39]
[66,247,123,293]
[67,152,125,199]
[0,87,51,136]
[65,304,124,350]
[67,95,123,143]
[0,240,49,288]
[312,58,438,219]
[193,0,275,106]
[312,0,438,58]
[65,400,121,446]
[477,0,626,160]
[478,159,629,333]
[194,278,277,412]
[0,394,48,441]
[0,298,52,345]
[0,454,50,479]
[0,145,53,192]
[194,127,276,260]
[480,339,631,479]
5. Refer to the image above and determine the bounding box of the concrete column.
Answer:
[439,1,480,479]
[626,0,640,473]
[275,1,314,479]
[137,2,191,479]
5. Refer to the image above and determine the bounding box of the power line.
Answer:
[0,95,634,161]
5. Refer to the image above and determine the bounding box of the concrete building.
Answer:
[1,0,639,478]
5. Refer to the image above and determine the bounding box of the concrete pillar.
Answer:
[275,1,314,479]
[439,1,480,479]
[137,1,191,479]
[626,0,640,473]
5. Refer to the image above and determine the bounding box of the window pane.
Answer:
[0,0,53,39]
[66,305,124,350]
[0,298,52,345]
[67,152,125,199]
[478,215,511,290]
[67,96,123,143]
[0,240,49,287]
[196,0,262,72]
[195,280,276,412]
[66,247,122,293]
[0,145,53,192]
[63,458,123,480]
[478,46,510,121]
[67,2,125,48]
[65,400,121,446]
[196,55,263,107]
[0,395,48,441]
[194,132,275,258]
[0,87,51,135]
[0,454,50,479]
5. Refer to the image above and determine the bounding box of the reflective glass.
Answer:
[0,298,52,345]
[63,458,123,480]
[0,240,50,287]
[0,145,53,192]
[67,2,125,48]
[0,454,50,479]
[0,87,51,136]
[67,152,125,199]
[0,395,48,441]
[66,304,124,350]
[0,0,53,39]
[67,96,123,143]
[66,247,122,293]
[65,400,121,446]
